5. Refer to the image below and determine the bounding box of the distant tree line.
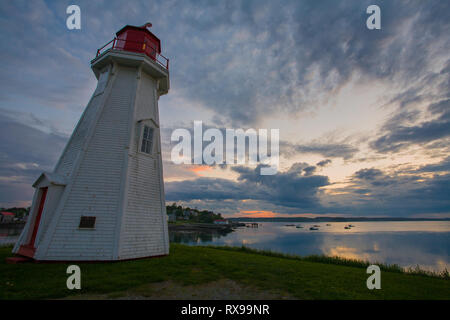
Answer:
[166,203,223,223]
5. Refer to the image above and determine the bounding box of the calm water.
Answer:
[2,221,449,272]
[170,221,450,272]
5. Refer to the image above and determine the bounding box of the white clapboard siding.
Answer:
[55,94,104,177]
[118,71,168,259]
[43,66,137,260]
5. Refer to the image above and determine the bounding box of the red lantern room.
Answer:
[95,23,169,70]
[115,23,161,59]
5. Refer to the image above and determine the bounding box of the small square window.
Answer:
[79,216,96,229]
[141,125,154,154]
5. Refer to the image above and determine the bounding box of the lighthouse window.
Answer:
[79,216,96,229]
[141,125,154,154]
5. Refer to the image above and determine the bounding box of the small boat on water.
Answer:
[313,225,320,227]
[285,224,295,227]
[326,224,331,226]
[296,225,303,228]
[309,227,319,230]
[348,224,355,227]
[344,226,351,229]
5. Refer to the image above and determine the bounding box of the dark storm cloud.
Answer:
[165,177,250,202]
[285,162,316,176]
[386,88,425,109]
[1,0,448,131]
[354,168,384,181]
[166,162,450,216]
[0,1,97,112]
[371,99,450,153]
[296,143,358,160]
[167,0,450,126]
[303,166,316,176]
[316,159,332,167]
[341,169,450,216]
[166,162,330,210]
[416,156,450,173]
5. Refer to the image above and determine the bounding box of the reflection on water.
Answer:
[170,221,450,272]
[169,229,232,244]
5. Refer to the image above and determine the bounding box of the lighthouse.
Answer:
[12,24,170,261]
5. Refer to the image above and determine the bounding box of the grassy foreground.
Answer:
[0,244,448,300]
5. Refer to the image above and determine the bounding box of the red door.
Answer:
[29,187,48,247]
[18,187,48,258]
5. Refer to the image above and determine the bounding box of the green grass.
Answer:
[0,244,448,300]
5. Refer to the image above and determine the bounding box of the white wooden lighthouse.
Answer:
[13,24,170,261]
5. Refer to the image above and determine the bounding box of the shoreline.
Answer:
[168,222,245,232]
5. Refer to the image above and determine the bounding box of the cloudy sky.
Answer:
[0,0,449,218]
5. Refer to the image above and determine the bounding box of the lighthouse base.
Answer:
[7,253,169,264]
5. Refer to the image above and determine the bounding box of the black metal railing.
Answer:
[96,38,169,70]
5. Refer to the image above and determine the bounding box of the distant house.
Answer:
[183,209,191,217]
[213,219,229,225]
[167,213,176,222]
[0,212,15,223]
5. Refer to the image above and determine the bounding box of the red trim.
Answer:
[18,245,35,258]
[18,187,48,258]
[29,187,48,247]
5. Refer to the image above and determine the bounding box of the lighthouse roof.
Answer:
[32,172,68,188]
